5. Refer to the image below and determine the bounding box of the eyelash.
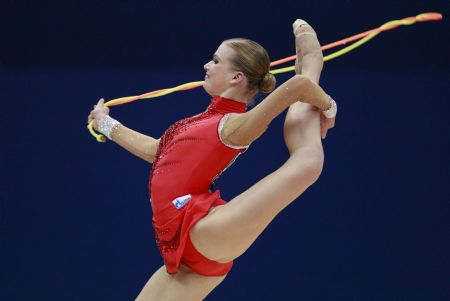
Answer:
[213,58,219,64]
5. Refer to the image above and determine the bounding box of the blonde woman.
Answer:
[88,19,336,301]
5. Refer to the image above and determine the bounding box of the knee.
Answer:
[301,148,324,183]
[287,147,324,185]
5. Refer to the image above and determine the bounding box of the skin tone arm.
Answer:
[88,99,160,163]
[110,126,160,163]
[222,74,331,146]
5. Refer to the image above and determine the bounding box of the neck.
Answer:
[219,87,253,104]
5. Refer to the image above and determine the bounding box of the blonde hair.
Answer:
[224,38,276,94]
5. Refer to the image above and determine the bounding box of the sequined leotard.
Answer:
[149,96,248,276]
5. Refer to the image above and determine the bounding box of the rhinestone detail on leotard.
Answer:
[218,113,250,150]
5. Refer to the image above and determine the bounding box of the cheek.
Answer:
[211,65,224,75]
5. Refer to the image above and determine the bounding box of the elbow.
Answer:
[145,155,155,164]
[291,75,327,109]
[292,74,313,95]
[136,152,155,164]
[144,149,158,164]
[143,139,160,164]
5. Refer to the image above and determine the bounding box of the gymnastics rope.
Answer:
[88,12,443,142]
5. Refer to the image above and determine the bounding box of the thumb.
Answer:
[95,98,105,109]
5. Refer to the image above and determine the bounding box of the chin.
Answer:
[202,82,211,96]
[202,82,216,97]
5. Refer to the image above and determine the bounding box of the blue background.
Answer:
[1,1,449,300]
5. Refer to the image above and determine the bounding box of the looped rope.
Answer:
[88,12,443,142]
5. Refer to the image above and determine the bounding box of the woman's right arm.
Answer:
[88,98,160,164]
[110,125,160,163]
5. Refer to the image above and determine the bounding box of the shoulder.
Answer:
[218,113,251,149]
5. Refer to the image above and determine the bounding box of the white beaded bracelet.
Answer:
[322,96,337,119]
[97,115,121,140]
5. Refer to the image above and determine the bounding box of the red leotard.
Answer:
[149,96,248,276]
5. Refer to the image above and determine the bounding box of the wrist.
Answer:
[322,96,337,119]
[97,115,122,140]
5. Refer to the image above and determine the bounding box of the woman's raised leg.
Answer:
[135,264,226,301]
[190,103,323,262]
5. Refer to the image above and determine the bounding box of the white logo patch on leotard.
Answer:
[172,194,192,209]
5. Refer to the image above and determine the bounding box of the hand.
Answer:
[320,114,335,139]
[87,98,110,130]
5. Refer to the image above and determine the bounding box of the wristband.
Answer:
[97,115,121,140]
[322,96,337,119]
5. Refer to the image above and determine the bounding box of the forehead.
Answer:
[214,43,234,60]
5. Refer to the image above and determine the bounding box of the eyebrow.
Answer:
[213,54,220,61]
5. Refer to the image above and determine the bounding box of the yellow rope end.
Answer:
[87,121,106,143]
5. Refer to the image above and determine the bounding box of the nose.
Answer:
[204,61,211,72]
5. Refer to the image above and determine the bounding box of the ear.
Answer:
[230,72,246,85]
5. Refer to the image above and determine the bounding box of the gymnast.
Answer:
[87,19,336,300]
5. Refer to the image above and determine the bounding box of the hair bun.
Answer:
[259,73,276,93]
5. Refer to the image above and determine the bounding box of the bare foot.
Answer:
[292,19,323,76]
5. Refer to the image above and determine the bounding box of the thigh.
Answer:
[190,147,322,262]
[136,265,226,301]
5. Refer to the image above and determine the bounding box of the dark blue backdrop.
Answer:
[1,1,449,300]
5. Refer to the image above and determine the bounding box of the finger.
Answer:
[322,118,333,139]
[321,123,326,139]
[322,127,329,139]
[327,118,335,129]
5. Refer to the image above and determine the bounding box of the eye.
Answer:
[213,59,219,64]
